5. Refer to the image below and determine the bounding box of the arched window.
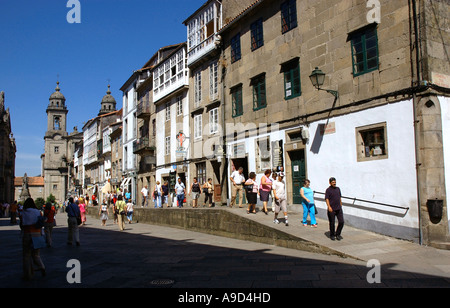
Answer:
[54,116,61,130]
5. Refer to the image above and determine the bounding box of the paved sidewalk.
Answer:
[0,210,449,288]
[226,207,450,279]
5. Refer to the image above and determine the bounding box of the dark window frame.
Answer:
[231,33,241,63]
[281,0,298,34]
[251,18,264,51]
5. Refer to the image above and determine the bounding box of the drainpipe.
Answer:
[412,0,423,245]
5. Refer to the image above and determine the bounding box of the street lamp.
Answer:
[309,67,339,99]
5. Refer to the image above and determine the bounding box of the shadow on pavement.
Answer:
[0,217,449,288]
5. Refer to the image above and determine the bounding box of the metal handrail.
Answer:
[313,191,410,212]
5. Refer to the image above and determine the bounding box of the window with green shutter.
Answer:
[252,74,267,111]
[350,25,379,76]
[282,58,301,99]
[231,85,243,118]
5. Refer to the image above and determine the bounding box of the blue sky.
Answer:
[0,0,205,177]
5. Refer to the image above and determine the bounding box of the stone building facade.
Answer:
[43,83,82,203]
[214,0,449,246]
[0,91,16,203]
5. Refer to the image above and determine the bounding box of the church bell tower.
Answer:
[43,81,69,202]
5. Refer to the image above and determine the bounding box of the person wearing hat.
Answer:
[325,177,344,241]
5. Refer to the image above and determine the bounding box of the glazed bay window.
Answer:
[282,58,301,99]
[350,25,379,76]
[252,74,267,111]
[356,122,388,162]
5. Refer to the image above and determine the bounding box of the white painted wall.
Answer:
[439,96,450,233]
[306,100,419,240]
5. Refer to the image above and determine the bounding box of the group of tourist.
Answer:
[231,167,344,241]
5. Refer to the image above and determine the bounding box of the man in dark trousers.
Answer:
[325,177,344,241]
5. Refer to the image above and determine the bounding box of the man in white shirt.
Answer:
[230,167,245,208]
[141,185,148,207]
[174,178,186,208]
[273,174,288,226]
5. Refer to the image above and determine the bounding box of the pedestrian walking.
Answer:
[270,171,278,213]
[244,172,258,214]
[325,177,344,241]
[189,177,201,208]
[153,181,162,208]
[78,198,87,226]
[43,202,56,247]
[66,197,81,246]
[20,197,46,281]
[230,167,245,208]
[259,169,273,215]
[175,178,186,208]
[141,185,149,207]
[162,181,169,207]
[202,178,214,207]
[10,200,18,224]
[126,199,134,224]
[99,200,109,226]
[300,179,317,227]
[273,173,289,226]
[115,195,127,231]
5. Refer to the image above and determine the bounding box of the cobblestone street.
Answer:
[1,210,449,289]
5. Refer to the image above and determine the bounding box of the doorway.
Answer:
[289,150,306,204]
[231,157,249,204]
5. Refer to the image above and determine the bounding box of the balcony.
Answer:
[133,137,156,155]
[187,34,220,67]
[137,101,151,119]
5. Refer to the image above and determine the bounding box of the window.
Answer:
[282,59,301,99]
[356,122,388,162]
[256,138,271,172]
[165,103,170,122]
[53,116,61,130]
[209,61,218,101]
[54,146,59,154]
[251,18,264,51]
[176,96,183,116]
[194,70,202,107]
[231,85,243,118]
[196,162,207,186]
[231,33,241,63]
[209,108,219,134]
[350,25,379,76]
[281,0,297,33]
[194,114,202,140]
[165,136,171,156]
[252,74,267,111]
